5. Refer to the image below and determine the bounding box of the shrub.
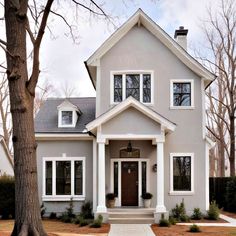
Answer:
[171,200,188,222]
[60,198,76,223]
[80,201,93,219]
[60,213,72,223]
[74,215,81,224]
[79,216,89,227]
[0,175,15,219]
[207,201,219,220]
[225,177,236,212]
[49,212,57,219]
[141,192,153,199]
[159,218,170,227]
[189,224,201,233]
[169,216,177,225]
[191,208,203,220]
[90,215,103,228]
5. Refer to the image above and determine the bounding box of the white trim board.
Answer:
[35,133,93,141]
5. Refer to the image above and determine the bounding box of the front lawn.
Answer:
[0,219,110,235]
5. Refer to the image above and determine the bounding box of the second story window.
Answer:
[61,111,73,125]
[170,80,194,109]
[112,72,153,104]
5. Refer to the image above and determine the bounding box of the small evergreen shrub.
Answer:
[191,208,203,220]
[74,215,81,224]
[80,201,93,219]
[60,213,72,223]
[159,218,170,227]
[49,212,57,219]
[141,192,153,199]
[207,201,219,220]
[189,224,201,233]
[171,200,188,222]
[225,177,236,212]
[169,216,177,225]
[0,175,15,219]
[79,216,89,227]
[60,198,76,223]
[90,215,103,228]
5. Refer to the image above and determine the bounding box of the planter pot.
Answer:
[107,199,116,208]
[143,199,151,208]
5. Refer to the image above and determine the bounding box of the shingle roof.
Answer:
[35,97,95,133]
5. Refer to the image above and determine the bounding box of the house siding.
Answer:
[0,144,13,176]
[36,140,93,215]
[98,25,207,213]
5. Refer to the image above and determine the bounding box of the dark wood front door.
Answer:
[121,162,138,206]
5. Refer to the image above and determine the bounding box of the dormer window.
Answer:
[61,111,73,125]
[57,100,82,128]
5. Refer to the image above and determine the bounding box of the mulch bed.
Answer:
[151,224,236,236]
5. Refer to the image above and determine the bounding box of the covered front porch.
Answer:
[86,97,176,222]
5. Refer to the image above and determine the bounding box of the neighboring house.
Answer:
[0,135,13,176]
[35,9,215,222]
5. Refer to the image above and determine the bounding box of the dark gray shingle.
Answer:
[35,97,95,133]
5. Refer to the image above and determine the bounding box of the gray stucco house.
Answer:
[35,9,215,223]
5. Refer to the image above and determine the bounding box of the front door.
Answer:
[121,162,138,206]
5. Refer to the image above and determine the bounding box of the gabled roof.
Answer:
[86,96,176,132]
[35,98,95,133]
[57,99,82,115]
[85,8,215,89]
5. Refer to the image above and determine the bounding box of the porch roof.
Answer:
[86,97,176,132]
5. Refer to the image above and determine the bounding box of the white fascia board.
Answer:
[86,9,214,85]
[35,133,93,141]
[86,97,176,132]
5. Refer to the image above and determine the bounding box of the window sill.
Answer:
[42,195,85,201]
[169,106,195,110]
[169,191,194,196]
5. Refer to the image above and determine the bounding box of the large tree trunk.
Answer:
[229,115,235,177]
[4,1,47,235]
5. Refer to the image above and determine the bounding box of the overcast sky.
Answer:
[1,0,218,98]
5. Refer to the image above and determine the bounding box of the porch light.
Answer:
[127,141,132,153]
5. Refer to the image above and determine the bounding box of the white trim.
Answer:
[86,9,214,87]
[169,153,194,195]
[201,78,206,139]
[86,96,176,132]
[170,79,194,109]
[92,138,97,213]
[35,133,92,141]
[42,156,86,201]
[110,70,154,105]
[205,143,210,210]
[96,62,101,117]
[110,158,149,207]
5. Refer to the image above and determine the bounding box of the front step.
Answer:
[108,208,155,224]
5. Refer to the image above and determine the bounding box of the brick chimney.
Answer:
[174,26,188,50]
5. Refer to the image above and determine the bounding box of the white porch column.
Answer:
[156,142,166,212]
[97,141,107,213]
[92,138,97,213]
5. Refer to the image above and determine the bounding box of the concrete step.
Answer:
[108,208,155,224]
[109,217,155,224]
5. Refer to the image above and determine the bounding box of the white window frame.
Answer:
[42,156,86,201]
[58,109,77,128]
[169,153,194,195]
[110,70,154,105]
[170,79,194,109]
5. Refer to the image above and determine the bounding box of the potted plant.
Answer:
[106,193,116,208]
[141,192,153,208]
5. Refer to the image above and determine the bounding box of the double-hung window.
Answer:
[112,71,153,104]
[43,157,85,201]
[170,80,194,109]
[170,153,194,195]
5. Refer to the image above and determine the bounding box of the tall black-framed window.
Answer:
[141,162,147,195]
[56,161,71,195]
[114,75,122,102]
[126,74,140,101]
[173,156,191,191]
[46,161,52,195]
[173,82,191,106]
[114,162,118,197]
[74,161,83,195]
